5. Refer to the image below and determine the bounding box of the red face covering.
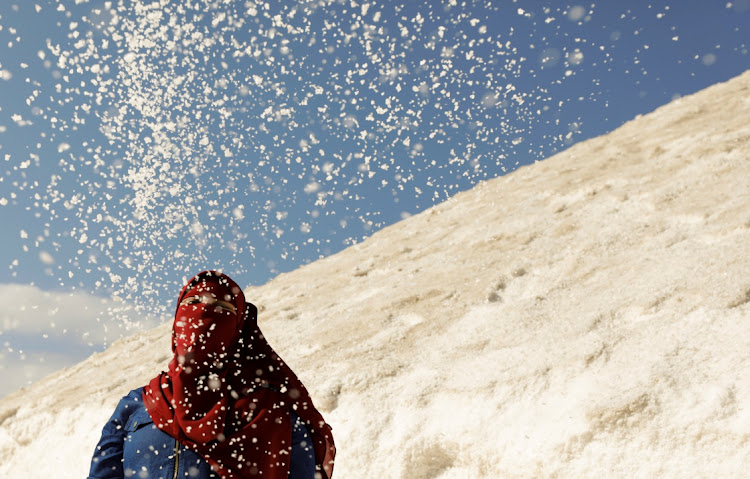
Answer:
[173,278,243,363]
[143,271,335,478]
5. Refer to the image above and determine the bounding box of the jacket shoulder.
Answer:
[107,387,146,429]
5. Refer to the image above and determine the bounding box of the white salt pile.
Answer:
[1,70,749,477]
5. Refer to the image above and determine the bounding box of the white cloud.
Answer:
[0,284,161,398]
[0,284,154,342]
[0,351,77,398]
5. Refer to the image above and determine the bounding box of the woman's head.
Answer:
[178,271,244,315]
[172,271,250,356]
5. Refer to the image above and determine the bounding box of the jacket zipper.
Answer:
[172,439,181,479]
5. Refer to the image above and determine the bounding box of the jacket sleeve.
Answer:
[87,389,142,479]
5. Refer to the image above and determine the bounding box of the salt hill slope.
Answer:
[2,70,750,478]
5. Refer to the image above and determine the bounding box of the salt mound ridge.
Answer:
[2,70,750,478]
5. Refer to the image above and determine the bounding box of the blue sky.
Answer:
[0,0,748,397]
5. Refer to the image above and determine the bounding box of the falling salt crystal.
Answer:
[191,222,204,235]
[39,251,55,265]
[568,6,586,21]
[208,375,221,390]
[567,49,584,65]
[702,53,717,66]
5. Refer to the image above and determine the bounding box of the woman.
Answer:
[88,271,335,478]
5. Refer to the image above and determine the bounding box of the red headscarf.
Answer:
[143,271,335,478]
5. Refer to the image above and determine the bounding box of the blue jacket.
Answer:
[88,388,315,478]
[88,388,218,479]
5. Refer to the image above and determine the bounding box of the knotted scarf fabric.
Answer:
[143,271,335,478]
